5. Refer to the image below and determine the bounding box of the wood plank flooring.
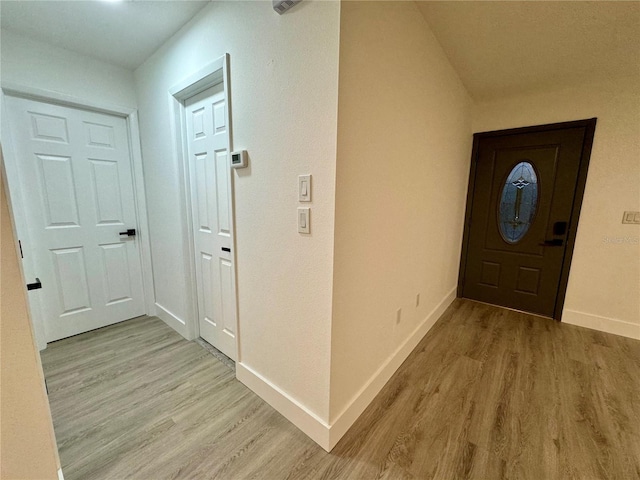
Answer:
[41,299,640,479]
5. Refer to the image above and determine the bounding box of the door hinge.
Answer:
[27,278,42,291]
[19,239,23,258]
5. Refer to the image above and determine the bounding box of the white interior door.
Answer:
[5,96,146,342]
[185,83,237,360]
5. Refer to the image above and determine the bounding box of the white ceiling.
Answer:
[0,0,211,70]
[1,1,638,98]
[417,1,640,101]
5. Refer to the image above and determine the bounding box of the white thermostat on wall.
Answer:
[231,150,248,169]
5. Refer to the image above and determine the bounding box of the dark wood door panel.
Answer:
[459,120,596,318]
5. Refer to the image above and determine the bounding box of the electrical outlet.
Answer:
[622,211,640,224]
[416,294,420,307]
[396,308,402,325]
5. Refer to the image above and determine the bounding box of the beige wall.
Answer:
[473,76,640,338]
[0,157,59,479]
[330,1,473,423]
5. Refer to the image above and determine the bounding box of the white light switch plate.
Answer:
[298,207,310,234]
[298,174,311,202]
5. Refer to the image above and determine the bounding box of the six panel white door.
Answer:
[5,96,145,342]
[185,83,238,360]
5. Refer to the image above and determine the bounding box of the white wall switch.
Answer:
[298,207,310,234]
[622,211,640,224]
[298,174,311,202]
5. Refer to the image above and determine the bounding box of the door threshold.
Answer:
[195,338,235,370]
[463,298,554,321]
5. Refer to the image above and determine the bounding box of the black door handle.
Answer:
[27,278,42,290]
[119,229,136,237]
[221,247,231,253]
[539,239,564,247]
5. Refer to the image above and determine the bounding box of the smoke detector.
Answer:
[273,0,301,15]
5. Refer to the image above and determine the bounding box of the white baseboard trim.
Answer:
[58,467,65,480]
[155,302,189,339]
[562,309,640,340]
[235,289,456,453]
[327,287,457,450]
[236,362,331,450]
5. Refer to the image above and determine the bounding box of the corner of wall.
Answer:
[327,0,474,447]
[327,288,457,450]
[236,362,332,451]
[155,302,191,340]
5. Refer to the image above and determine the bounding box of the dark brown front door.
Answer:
[459,119,596,318]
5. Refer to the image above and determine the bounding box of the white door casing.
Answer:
[4,95,146,342]
[185,83,238,360]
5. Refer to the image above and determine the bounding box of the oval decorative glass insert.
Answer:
[499,161,538,243]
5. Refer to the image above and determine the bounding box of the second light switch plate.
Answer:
[298,207,310,234]
[299,174,311,202]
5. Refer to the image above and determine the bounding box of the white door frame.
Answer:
[168,54,241,361]
[0,83,156,350]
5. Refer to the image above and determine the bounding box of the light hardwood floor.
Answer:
[41,299,640,479]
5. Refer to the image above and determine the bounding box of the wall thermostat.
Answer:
[231,150,248,169]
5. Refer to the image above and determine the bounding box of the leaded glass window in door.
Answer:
[499,161,538,243]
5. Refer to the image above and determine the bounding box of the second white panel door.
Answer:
[185,83,237,360]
